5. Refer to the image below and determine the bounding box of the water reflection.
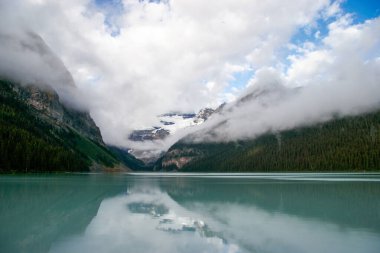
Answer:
[50,188,240,253]
[0,174,126,253]
[50,175,380,253]
[1,174,380,253]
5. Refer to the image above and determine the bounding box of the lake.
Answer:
[0,173,380,253]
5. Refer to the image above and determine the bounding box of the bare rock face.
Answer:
[193,108,215,124]
[13,83,104,144]
[20,85,64,120]
[161,157,194,170]
[160,147,203,170]
[129,128,170,142]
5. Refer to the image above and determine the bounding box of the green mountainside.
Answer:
[157,110,380,172]
[2,77,380,173]
[0,80,127,172]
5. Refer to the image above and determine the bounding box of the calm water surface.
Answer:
[0,173,380,253]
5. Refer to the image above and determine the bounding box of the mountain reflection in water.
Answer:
[0,173,379,253]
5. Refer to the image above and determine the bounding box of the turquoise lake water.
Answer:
[0,173,379,253]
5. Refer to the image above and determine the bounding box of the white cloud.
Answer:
[189,16,380,142]
[2,0,374,149]
[322,0,343,19]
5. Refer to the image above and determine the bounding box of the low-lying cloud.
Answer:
[189,16,380,142]
[0,0,336,144]
[0,31,85,108]
[0,0,379,151]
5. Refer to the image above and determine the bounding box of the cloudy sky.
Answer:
[0,0,379,147]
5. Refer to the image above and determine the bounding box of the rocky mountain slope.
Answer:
[0,31,141,172]
[0,79,129,172]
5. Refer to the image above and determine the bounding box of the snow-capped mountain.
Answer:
[128,108,215,142]
[126,108,215,165]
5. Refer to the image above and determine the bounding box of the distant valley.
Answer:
[1,77,380,173]
[125,108,215,164]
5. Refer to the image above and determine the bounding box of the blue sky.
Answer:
[230,0,380,93]
[93,0,124,36]
[342,0,380,21]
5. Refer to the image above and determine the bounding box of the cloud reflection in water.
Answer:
[49,183,380,253]
[50,188,241,253]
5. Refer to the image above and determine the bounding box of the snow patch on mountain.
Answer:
[126,108,215,164]
[129,108,215,142]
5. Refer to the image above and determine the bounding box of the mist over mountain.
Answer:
[187,62,380,144]
[0,31,85,110]
[0,0,379,172]
[121,108,215,164]
[154,16,380,148]
[3,0,371,149]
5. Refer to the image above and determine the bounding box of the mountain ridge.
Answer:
[156,109,380,172]
[0,79,131,172]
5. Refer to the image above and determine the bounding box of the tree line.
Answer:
[177,111,380,172]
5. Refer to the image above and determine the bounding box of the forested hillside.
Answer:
[108,145,154,171]
[158,110,380,172]
[0,80,121,172]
